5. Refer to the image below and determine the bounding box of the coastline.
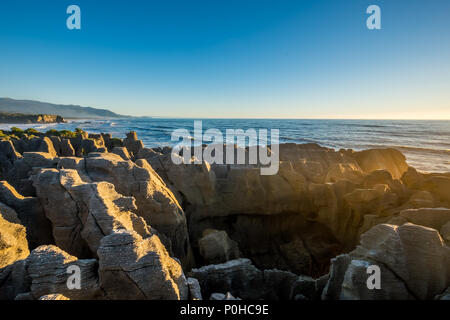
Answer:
[0,128,449,299]
[0,112,65,124]
[1,118,449,173]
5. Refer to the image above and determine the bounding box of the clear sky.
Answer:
[0,0,449,119]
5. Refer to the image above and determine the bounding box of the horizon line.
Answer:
[3,97,450,121]
[123,116,450,121]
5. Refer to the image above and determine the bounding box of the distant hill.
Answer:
[0,98,128,119]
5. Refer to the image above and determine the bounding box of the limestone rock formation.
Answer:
[0,140,21,182]
[2,129,450,301]
[4,152,59,196]
[189,258,326,300]
[399,208,450,231]
[0,259,30,300]
[0,245,100,300]
[0,203,29,268]
[0,181,53,248]
[58,152,192,267]
[187,277,202,300]
[26,245,100,300]
[323,223,450,300]
[138,143,414,275]
[50,137,75,157]
[441,222,450,243]
[189,258,264,300]
[111,147,131,160]
[32,168,151,258]
[97,230,188,300]
[123,131,144,159]
[422,176,450,203]
[353,148,408,180]
[12,137,57,157]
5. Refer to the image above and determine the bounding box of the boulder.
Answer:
[422,176,450,203]
[400,208,450,230]
[407,191,435,208]
[401,167,425,189]
[198,229,240,264]
[189,259,264,300]
[97,230,188,300]
[353,148,408,179]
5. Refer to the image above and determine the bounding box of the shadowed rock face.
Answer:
[188,258,326,300]
[0,181,53,248]
[0,140,21,182]
[2,152,59,196]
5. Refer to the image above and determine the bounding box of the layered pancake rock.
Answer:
[0,131,449,300]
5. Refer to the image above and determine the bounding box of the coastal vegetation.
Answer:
[0,127,85,140]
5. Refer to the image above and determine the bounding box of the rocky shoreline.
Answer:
[0,112,65,124]
[0,129,449,300]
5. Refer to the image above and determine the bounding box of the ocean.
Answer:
[1,119,449,173]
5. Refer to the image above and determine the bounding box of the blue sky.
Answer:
[0,0,449,118]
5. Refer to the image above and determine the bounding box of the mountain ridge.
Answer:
[0,98,129,119]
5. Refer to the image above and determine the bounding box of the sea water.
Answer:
[1,119,449,173]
